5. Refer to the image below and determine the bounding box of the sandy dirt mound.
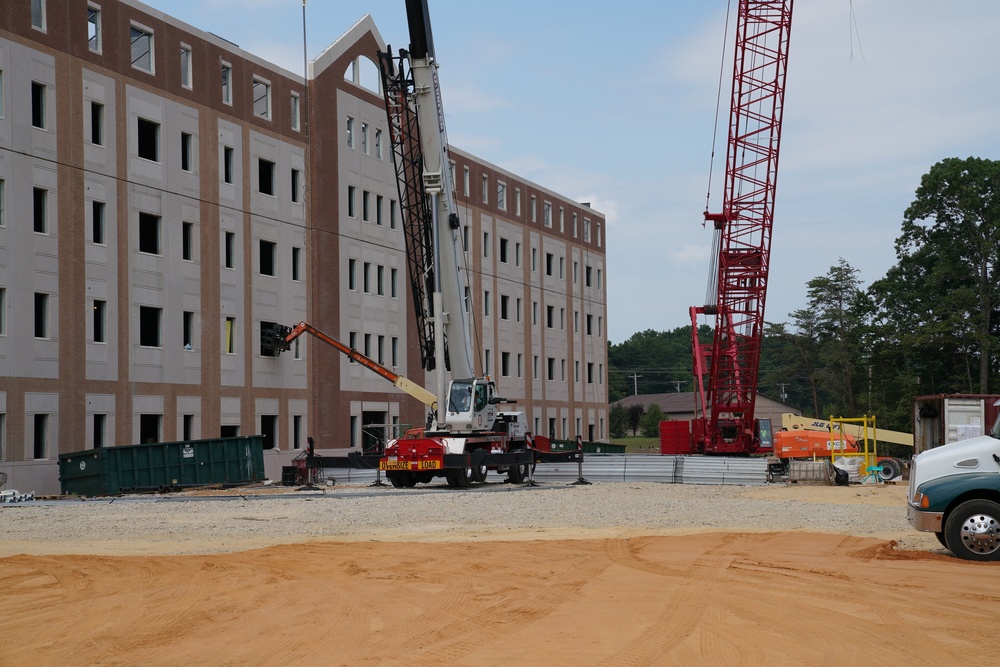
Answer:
[2,531,997,666]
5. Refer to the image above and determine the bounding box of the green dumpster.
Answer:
[58,436,266,496]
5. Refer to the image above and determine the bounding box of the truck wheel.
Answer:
[388,472,404,488]
[507,451,530,484]
[944,499,1000,561]
[472,464,488,484]
[935,532,948,549]
[447,468,473,488]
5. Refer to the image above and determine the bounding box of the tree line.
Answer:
[609,157,1000,435]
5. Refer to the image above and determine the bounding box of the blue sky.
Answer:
[149,0,1000,344]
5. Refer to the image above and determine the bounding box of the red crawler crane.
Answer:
[690,0,794,455]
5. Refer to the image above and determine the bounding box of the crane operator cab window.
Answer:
[449,380,474,413]
[474,383,487,412]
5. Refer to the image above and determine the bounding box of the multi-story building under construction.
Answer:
[0,0,608,493]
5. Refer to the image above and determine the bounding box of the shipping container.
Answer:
[58,436,266,496]
[912,395,1000,454]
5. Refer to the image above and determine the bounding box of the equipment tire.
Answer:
[877,457,902,480]
[944,499,1000,561]
[507,450,530,483]
[447,468,474,488]
[388,472,404,488]
[876,460,896,482]
[403,472,418,488]
[472,463,488,484]
[935,531,948,549]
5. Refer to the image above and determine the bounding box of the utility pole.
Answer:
[778,383,789,402]
[673,380,686,393]
[629,373,642,396]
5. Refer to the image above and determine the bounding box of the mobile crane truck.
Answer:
[263,0,581,488]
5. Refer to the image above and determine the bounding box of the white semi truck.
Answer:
[907,410,1000,561]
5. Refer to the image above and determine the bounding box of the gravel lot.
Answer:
[0,480,940,557]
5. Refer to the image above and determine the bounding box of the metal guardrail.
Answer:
[319,454,769,486]
[675,456,768,485]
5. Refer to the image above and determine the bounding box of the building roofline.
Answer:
[120,0,305,83]
[311,14,386,80]
[448,145,606,218]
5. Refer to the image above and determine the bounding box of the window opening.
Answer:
[138,213,160,254]
[258,158,275,196]
[130,26,153,72]
[94,299,106,343]
[90,102,103,145]
[139,306,162,347]
[253,78,271,119]
[259,240,276,276]
[31,82,45,129]
[137,118,159,161]
[224,231,235,269]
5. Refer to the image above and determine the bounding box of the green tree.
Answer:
[639,404,665,438]
[899,157,1000,393]
[609,403,628,439]
[801,259,867,417]
[608,326,710,400]
[626,404,645,437]
[762,318,822,418]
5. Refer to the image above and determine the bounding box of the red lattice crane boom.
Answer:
[690,0,794,454]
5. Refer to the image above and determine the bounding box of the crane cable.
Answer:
[849,0,866,64]
[705,0,734,217]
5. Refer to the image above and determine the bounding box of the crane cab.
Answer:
[444,377,498,432]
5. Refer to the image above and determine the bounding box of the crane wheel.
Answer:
[507,450,531,484]
[446,468,474,488]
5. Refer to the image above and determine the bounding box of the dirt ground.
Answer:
[2,484,998,666]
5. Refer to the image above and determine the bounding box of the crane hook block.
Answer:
[704,211,728,229]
